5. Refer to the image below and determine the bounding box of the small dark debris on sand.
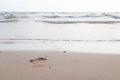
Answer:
[29,57,47,63]
[63,51,66,53]
[49,66,52,68]
[29,59,34,62]
[0,52,2,54]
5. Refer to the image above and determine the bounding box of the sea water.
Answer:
[0,12,120,53]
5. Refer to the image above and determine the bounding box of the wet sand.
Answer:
[0,51,120,80]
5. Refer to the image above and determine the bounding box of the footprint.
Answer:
[29,57,47,68]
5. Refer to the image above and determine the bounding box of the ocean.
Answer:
[0,12,120,53]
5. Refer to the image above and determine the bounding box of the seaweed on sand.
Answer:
[29,57,47,63]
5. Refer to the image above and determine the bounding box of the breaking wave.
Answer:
[0,12,120,24]
[41,21,120,24]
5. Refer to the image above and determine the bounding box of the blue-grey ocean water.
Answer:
[0,12,120,53]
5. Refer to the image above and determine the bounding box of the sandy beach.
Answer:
[0,51,120,80]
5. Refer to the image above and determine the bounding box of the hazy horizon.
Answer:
[0,0,120,12]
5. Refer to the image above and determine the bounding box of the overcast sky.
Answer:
[0,0,120,12]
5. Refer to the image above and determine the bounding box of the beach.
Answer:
[0,51,120,80]
[1,12,120,80]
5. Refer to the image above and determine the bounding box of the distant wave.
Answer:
[42,14,102,18]
[0,19,18,23]
[41,13,120,19]
[1,38,120,42]
[103,13,120,19]
[41,21,120,24]
[1,12,120,23]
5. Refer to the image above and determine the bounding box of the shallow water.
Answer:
[0,12,120,53]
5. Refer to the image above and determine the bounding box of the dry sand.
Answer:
[0,51,120,80]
